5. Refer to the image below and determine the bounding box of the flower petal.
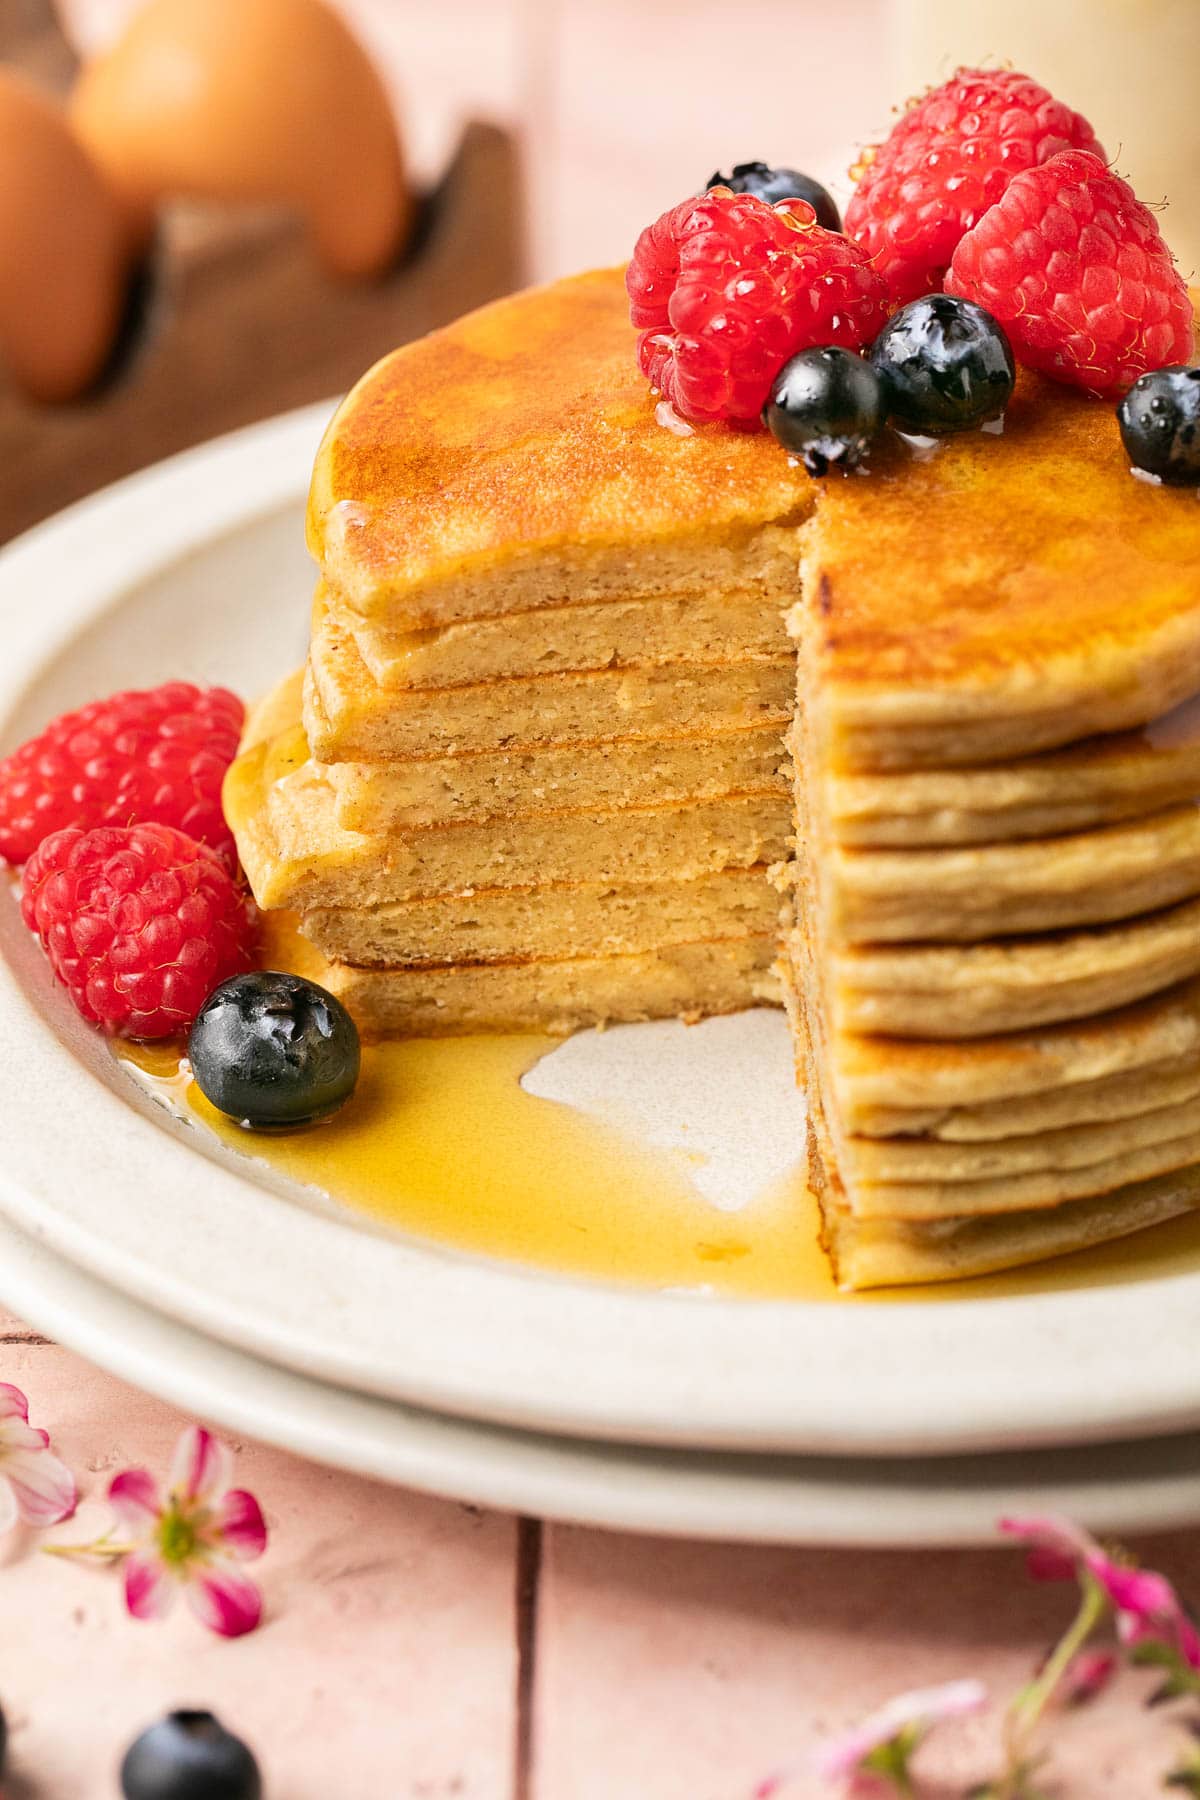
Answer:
[999,1513,1101,1567]
[0,1383,30,1423]
[1025,1545,1079,1584]
[3,1443,77,1526]
[108,1467,162,1533]
[1097,1561,1178,1627]
[812,1679,988,1779]
[186,1562,262,1638]
[124,1549,176,1622]
[215,1489,267,1562]
[0,1475,18,1537]
[170,1426,231,1506]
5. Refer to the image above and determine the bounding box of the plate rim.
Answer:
[5,1208,1200,1547]
[3,404,1200,1460]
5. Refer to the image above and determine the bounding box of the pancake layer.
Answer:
[335,583,789,690]
[329,724,789,831]
[305,598,794,760]
[304,867,779,967]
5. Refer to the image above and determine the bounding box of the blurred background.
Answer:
[0,0,1197,537]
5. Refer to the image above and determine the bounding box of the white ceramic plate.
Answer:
[5,1206,1200,1545]
[3,407,1200,1461]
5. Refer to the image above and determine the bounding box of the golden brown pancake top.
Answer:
[806,352,1200,762]
[307,268,812,608]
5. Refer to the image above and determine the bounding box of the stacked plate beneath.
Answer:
[231,553,804,1035]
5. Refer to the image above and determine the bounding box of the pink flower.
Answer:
[1000,1514,1200,1671]
[814,1678,988,1784]
[0,1382,76,1531]
[108,1426,267,1637]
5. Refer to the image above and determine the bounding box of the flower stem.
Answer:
[43,1531,132,1563]
[996,1572,1107,1798]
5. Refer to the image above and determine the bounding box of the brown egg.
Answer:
[0,70,130,403]
[71,0,413,280]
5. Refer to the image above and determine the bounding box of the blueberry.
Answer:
[707,162,841,232]
[763,346,883,477]
[120,1711,261,1800]
[869,295,1015,436]
[1118,365,1200,485]
[188,970,360,1129]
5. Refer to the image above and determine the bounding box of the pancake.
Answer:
[854,1053,1200,1143]
[226,717,790,911]
[303,866,779,966]
[792,339,1200,774]
[822,699,1200,848]
[820,805,1200,944]
[820,1147,1200,1289]
[335,582,789,690]
[308,268,813,626]
[305,597,795,761]
[326,936,780,1037]
[846,1124,1200,1221]
[821,896,1200,1038]
[328,723,790,831]
[779,951,1200,1120]
[839,1094,1200,1190]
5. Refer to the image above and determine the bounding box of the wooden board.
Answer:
[0,119,524,542]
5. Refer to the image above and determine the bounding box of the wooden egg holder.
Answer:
[0,119,524,543]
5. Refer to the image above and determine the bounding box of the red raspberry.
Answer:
[0,681,244,867]
[845,68,1105,306]
[626,189,889,425]
[947,150,1195,398]
[21,822,256,1039]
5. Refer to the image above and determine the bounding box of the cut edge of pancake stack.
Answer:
[228,559,800,1036]
[225,268,825,1039]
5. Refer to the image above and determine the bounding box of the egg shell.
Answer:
[0,70,130,403]
[71,0,414,279]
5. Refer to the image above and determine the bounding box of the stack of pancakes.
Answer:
[784,363,1200,1288]
[227,266,1200,1289]
[228,271,817,1035]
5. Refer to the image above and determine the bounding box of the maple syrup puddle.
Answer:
[110,912,1200,1304]
[112,1023,1200,1307]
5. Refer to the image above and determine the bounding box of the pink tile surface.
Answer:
[0,1335,518,1799]
[5,1304,1200,1796]
[534,1523,1200,1798]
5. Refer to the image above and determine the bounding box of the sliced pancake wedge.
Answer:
[839,1094,1200,1191]
[819,1142,1200,1290]
[818,804,1200,944]
[852,1053,1200,1144]
[780,949,1200,1123]
[818,895,1200,1038]
[822,698,1200,848]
